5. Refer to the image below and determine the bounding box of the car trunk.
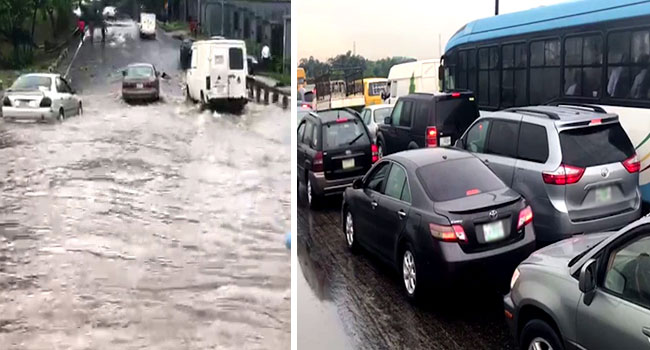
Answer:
[434,188,524,253]
[123,76,156,89]
[321,119,372,180]
[434,95,479,147]
[5,90,46,108]
[559,122,638,222]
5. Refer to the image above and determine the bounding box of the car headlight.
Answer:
[510,268,520,290]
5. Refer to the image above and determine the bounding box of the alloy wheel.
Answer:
[528,337,553,350]
[307,178,313,205]
[345,212,354,247]
[403,249,416,295]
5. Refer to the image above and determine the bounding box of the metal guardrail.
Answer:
[246,76,289,109]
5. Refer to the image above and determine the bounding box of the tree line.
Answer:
[299,51,416,82]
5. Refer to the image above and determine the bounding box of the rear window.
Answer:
[11,76,51,91]
[229,48,244,70]
[126,66,153,78]
[374,107,392,123]
[323,120,370,150]
[559,123,634,167]
[435,97,479,132]
[416,157,506,202]
[303,91,314,102]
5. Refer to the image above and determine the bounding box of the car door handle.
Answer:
[371,201,378,209]
[397,209,406,219]
[642,327,650,338]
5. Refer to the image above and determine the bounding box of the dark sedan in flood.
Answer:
[122,63,160,103]
[341,148,537,301]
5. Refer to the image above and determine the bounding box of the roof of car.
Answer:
[385,147,474,168]
[20,73,59,79]
[498,105,618,124]
[308,108,360,123]
[365,104,393,111]
[399,91,474,101]
[127,63,154,68]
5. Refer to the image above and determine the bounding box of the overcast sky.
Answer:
[297,0,571,61]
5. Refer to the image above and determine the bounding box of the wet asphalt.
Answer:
[0,20,290,349]
[297,192,517,350]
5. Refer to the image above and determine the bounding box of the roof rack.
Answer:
[545,102,606,114]
[504,107,560,120]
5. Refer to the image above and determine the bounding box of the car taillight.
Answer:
[451,92,461,97]
[517,205,533,230]
[429,223,467,243]
[426,126,437,148]
[371,144,378,163]
[313,151,323,172]
[542,164,584,185]
[2,97,11,107]
[40,97,52,108]
[623,154,641,173]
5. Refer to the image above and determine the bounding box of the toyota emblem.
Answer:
[345,149,352,155]
[489,210,498,220]
[601,167,610,178]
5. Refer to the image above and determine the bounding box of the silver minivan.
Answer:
[457,105,642,243]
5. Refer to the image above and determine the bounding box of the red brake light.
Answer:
[623,154,641,173]
[589,118,602,125]
[313,151,324,172]
[426,126,438,148]
[429,223,467,243]
[335,118,348,123]
[451,92,461,98]
[542,164,584,185]
[301,104,310,108]
[466,188,480,196]
[371,144,379,163]
[517,205,533,230]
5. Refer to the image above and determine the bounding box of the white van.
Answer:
[186,38,248,111]
[139,13,156,38]
[385,59,440,104]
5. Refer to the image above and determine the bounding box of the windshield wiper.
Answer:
[348,133,363,145]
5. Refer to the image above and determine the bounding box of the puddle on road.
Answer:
[0,88,290,348]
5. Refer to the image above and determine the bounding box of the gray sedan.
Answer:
[505,217,650,350]
[122,63,161,103]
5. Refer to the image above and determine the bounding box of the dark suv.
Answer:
[376,91,479,157]
[298,109,378,208]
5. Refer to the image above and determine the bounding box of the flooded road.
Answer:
[0,20,290,349]
[297,193,516,350]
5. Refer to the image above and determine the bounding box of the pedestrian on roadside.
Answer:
[101,22,106,43]
[261,45,271,71]
[77,19,86,36]
[189,16,197,37]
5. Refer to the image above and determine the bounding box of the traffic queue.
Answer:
[297,87,646,349]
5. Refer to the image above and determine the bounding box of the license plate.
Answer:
[440,136,452,147]
[342,158,355,169]
[483,220,505,242]
[596,186,612,202]
[136,83,144,89]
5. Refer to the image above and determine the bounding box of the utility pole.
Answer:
[353,41,356,56]
[495,0,499,15]
[438,33,442,57]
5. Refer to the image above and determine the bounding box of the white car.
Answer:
[1,73,82,122]
[360,104,393,143]
[102,6,116,19]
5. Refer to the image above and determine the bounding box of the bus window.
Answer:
[530,39,560,104]
[564,35,603,98]
[607,30,650,100]
[477,47,499,107]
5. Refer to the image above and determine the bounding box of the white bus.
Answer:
[442,0,650,203]
[186,38,248,112]
[385,58,440,104]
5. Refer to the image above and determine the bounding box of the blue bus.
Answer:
[441,0,650,201]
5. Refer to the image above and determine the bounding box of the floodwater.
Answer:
[0,19,290,349]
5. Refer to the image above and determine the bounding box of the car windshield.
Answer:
[374,107,392,123]
[126,66,154,78]
[10,76,51,91]
[560,123,635,167]
[416,157,506,202]
[323,120,370,150]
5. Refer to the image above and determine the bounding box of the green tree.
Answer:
[409,72,416,93]
[0,0,37,66]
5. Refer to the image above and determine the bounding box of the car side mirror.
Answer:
[384,117,391,125]
[455,137,466,149]
[352,178,363,189]
[579,259,597,305]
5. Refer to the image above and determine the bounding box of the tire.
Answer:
[407,142,419,150]
[306,177,320,209]
[77,102,83,116]
[401,242,421,301]
[520,319,564,350]
[343,209,359,253]
[57,109,64,122]
[186,86,193,102]
[377,136,386,159]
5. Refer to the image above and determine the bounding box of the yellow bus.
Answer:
[363,78,388,106]
[297,67,306,92]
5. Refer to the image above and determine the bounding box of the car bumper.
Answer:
[420,224,537,287]
[123,88,158,100]
[206,90,247,102]
[2,107,57,121]
[503,292,517,338]
[533,196,641,243]
[309,171,363,196]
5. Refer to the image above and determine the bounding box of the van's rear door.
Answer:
[209,45,229,97]
[559,122,639,222]
[434,93,479,147]
[321,112,373,181]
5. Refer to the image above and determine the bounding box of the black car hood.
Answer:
[524,232,611,269]
[434,187,521,214]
